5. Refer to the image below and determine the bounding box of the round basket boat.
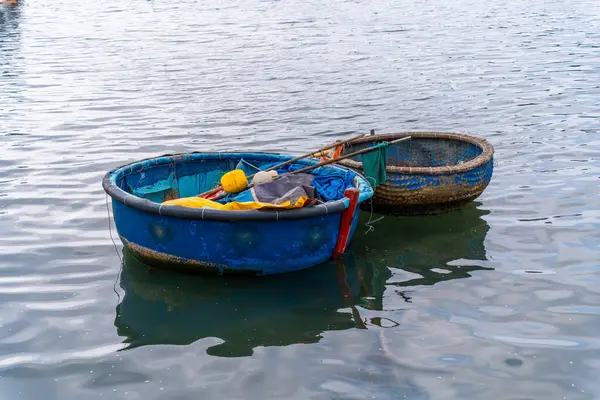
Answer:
[338,132,494,215]
[102,152,373,276]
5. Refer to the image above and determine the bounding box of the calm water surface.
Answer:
[1,0,600,398]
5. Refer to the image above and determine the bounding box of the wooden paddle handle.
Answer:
[209,136,412,202]
[195,133,367,198]
[277,136,412,176]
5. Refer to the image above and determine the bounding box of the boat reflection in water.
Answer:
[114,202,492,357]
[1,0,22,96]
[115,248,367,357]
[349,201,493,305]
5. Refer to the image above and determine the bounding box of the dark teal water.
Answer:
[1,0,599,398]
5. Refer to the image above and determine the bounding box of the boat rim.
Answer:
[102,151,373,222]
[338,131,494,175]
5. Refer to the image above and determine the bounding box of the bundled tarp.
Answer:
[212,159,357,206]
[163,173,316,211]
[226,174,315,204]
[162,159,357,211]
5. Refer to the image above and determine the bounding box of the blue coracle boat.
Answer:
[103,152,374,276]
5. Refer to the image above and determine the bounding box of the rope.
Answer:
[170,158,179,196]
[363,176,384,234]
[106,194,123,304]
[239,159,262,173]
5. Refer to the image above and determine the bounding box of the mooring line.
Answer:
[364,176,384,234]
[106,193,123,303]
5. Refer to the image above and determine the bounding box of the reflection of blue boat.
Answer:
[115,248,364,357]
[102,152,373,276]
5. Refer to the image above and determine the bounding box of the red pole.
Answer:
[333,188,360,259]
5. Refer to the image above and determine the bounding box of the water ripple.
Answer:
[1,0,600,398]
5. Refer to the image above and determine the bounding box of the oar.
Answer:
[196,133,366,198]
[259,133,367,173]
[212,136,411,201]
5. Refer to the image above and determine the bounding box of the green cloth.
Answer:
[361,142,388,187]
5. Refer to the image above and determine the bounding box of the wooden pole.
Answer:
[271,136,411,176]
[211,136,411,201]
[196,133,366,198]
[259,133,367,174]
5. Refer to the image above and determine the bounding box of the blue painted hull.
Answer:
[113,198,362,275]
[104,152,373,276]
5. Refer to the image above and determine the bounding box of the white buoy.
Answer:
[253,170,278,185]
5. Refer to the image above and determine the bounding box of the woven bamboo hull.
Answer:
[338,132,494,216]
[360,159,493,215]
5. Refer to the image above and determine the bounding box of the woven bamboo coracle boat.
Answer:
[102,152,373,276]
[338,132,494,215]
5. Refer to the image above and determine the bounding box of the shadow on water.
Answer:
[114,202,492,357]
